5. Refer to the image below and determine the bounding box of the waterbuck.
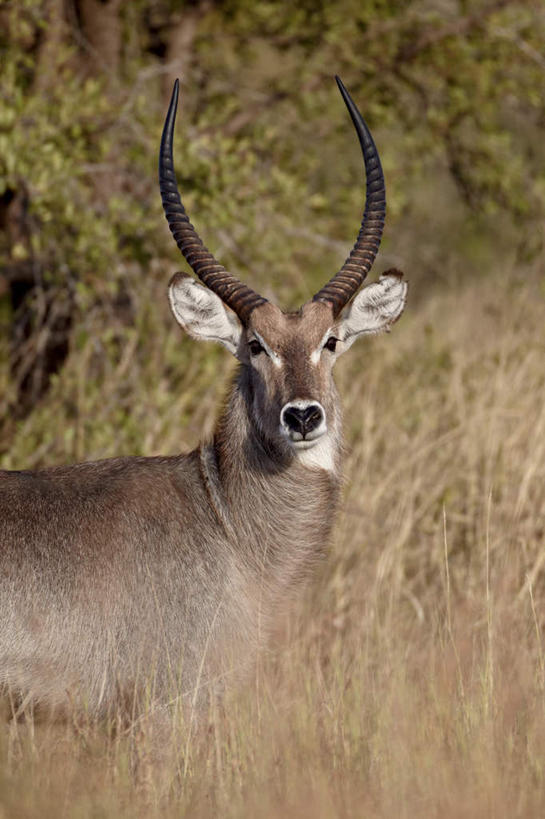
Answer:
[0,77,407,719]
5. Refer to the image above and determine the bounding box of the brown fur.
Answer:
[0,301,342,718]
[0,272,407,719]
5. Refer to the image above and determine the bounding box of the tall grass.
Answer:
[1,263,544,817]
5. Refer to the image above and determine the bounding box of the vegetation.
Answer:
[1,0,545,816]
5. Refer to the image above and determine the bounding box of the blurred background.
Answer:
[1,0,544,462]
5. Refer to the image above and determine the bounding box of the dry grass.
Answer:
[1,264,545,817]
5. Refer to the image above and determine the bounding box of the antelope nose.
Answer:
[281,402,324,438]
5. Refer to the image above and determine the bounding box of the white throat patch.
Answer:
[294,433,335,473]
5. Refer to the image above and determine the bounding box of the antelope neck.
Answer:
[208,367,341,561]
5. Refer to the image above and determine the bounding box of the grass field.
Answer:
[1,261,544,817]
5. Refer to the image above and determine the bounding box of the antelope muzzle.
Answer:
[280,400,327,448]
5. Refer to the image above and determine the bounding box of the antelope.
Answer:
[0,77,407,719]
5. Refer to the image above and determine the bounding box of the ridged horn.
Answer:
[313,76,386,317]
[159,79,267,323]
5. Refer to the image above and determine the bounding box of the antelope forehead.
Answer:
[255,332,332,367]
[250,309,336,367]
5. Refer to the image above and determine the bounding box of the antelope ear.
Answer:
[337,270,407,351]
[168,272,243,356]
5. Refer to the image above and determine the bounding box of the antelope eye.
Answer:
[249,339,264,357]
[324,336,338,353]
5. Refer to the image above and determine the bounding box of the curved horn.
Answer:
[159,79,267,323]
[313,76,386,317]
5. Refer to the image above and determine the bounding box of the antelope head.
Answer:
[159,78,407,466]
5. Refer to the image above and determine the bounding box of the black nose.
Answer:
[282,404,324,437]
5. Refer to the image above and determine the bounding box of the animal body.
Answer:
[0,77,407,718]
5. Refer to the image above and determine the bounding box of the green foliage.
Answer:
[1,0,544,458]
